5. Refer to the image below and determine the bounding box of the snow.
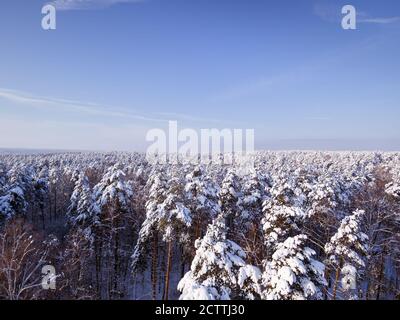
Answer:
[325,209,368,269]
[0,150,399,300]
[263,235,326,300]
[178,214,260,300]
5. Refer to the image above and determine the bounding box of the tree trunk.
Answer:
[113,228,120,299]
[54,188,57,219]
[180,245,185,279]
[376,250,386,300]
[41,208,45,230]
[164,240,173,301]
[160,244,166,298]
[95,233,103,299]
[332,264,341,300]
[151,234,158,300]
[323,266,331,300]
[48,201,52,223]
[366,278,371,300]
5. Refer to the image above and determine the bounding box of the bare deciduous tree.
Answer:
[0,219,50,300]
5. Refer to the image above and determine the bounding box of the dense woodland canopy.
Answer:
[0,151,399,300]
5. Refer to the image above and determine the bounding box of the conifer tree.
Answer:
[178,214,261,300]
[262,235,326,300]
[325,209,369,300]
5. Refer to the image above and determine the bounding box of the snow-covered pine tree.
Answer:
[239,171,266,227]
[301,173,343,260]
[157,177,192,300]
[31,165,50,229]
[262,174,306,257]
[131,169,169,299]
[218,168,241,237]
[132,168,192,299]
[385,167,400,199]
[0,185,26,222]
[237,264,263,300]
[92,164,133,298]
[67,171,96,229]
[238,170,269,264]
[0,166,32,222]
[93,164,133,214]
[262,234,326,300]
[0,165,6,195]
[49,165,62,220]
[303,174,339,218]
[185,165,220,241]
[324,209,369,300]
[178,214,261,300]
[131,169,167,266]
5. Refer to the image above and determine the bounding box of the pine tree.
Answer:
[131,168,192,300]
[238,170,268,264]
[386,176,400,199]
[325,209,369,300]
[92,164,133,298]
[0,185,26,222]
[262,174,306,256]
[218,169,241,236]
[131,170,168,270]
[185,165,220,241]
[67,171,96,228]
[0,164,7,195]
[33,166,50,229]
[0,166,31,222]
[240,171,268,226]
[49,165,62,220]
[262,234,326,300]
[93,164,133,213]
[178,214,261,300]
[157,177,192,300]
[131,169,169,299]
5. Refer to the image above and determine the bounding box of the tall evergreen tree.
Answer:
[178,214,261,300]
[262,235,326,300]
[325,209,369,300]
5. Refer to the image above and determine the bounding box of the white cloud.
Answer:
[0,88,228,125]
[359,17,400,24]
[49,0,144,11]
[314,3,400,25]
[0,88,164,123]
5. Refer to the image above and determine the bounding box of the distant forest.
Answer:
[0,151,399,300]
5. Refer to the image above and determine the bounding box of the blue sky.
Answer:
[0,0,399,151]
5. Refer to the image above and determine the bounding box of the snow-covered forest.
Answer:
[0,151,399,300]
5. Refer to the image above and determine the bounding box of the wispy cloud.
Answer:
[314,2,400,25]
[0,88,165,122]
[0,88,229,125]
[0,88,244,151]
[49,0,145,11]
[359,17,400,24]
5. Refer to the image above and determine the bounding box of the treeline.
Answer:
[0,151,399,300]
